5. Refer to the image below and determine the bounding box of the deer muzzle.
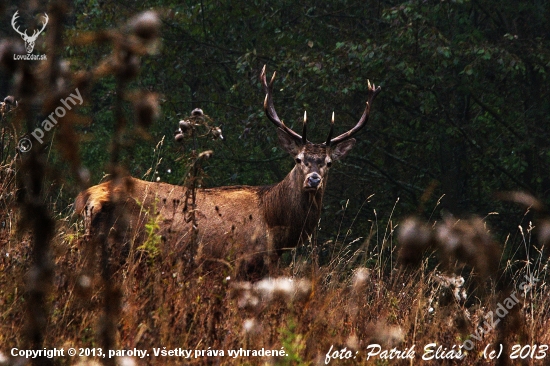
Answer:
[305,173,322,190]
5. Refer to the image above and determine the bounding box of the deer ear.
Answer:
[277,128,302,156]
[331,138,355,160]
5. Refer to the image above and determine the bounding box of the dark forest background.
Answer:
[1,0,549,252]
[1,1,550,363]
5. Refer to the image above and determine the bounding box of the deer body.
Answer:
[75,66,380,276]
[75,141,341,273]
[76,178,263,260]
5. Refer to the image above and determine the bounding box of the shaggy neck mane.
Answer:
[260,166,326,249]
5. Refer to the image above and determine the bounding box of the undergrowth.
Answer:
[1,166,549,365]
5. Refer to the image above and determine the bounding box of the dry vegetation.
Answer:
[1,4,550,366]
[1,162,550,366]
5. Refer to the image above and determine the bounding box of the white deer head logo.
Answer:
[11,11,49,54]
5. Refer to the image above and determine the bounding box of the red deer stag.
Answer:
[75,66,381,276]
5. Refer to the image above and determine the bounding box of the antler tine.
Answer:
[325,112,335,146]
[260,65,304,143]
[38,13,48,32]
[11,11,27,37]
[260,66,283,128]
[328,81,381,146]
[29,13,48,40]
[302,111,307,144]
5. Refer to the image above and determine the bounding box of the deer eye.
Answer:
[295,157,302,164]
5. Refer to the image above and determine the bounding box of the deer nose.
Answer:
[307,174,321,188]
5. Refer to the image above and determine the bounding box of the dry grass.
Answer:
[1,168,549,365]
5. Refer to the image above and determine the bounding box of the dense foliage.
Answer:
[2,0,550,250]
[73,1,550,234]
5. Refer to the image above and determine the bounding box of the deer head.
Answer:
[260,65,381,194]
[11,11,49,54]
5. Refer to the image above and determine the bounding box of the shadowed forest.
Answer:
[0,0,550,365]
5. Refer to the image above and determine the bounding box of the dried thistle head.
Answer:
[397,217,434,266]
[75,274,94,298]
[179,119,192,133]
[497,191,550,249]
[3,96,17,106]
[128,11,160,41]
[174,130,185,143]
[434,273,467,304]
[1,96,18,117]
[435,217,501,279]
[365,323,405,347]
[78,167,91,186]
[242,318,261,335]
[211,127,223,140]
[231,277,311,307]
[191,108,204,117]
[496,191,545,212]
[173,109,213,142]
[230,281,260,310]
[539,220,550,246]
[127,11,161,55]
[133,91,160,129]
[351,267,370,293]
[345,334,360,351]
[118,357,136,366]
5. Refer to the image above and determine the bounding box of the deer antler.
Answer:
[11,11,48,41]
[261,65,307,144]
[326,80,381,146]
[11,11,28,39]
[28,13,48,41]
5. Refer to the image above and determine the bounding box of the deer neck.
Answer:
[261,166,326,248]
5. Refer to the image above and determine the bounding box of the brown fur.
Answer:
[75,139,355,277]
